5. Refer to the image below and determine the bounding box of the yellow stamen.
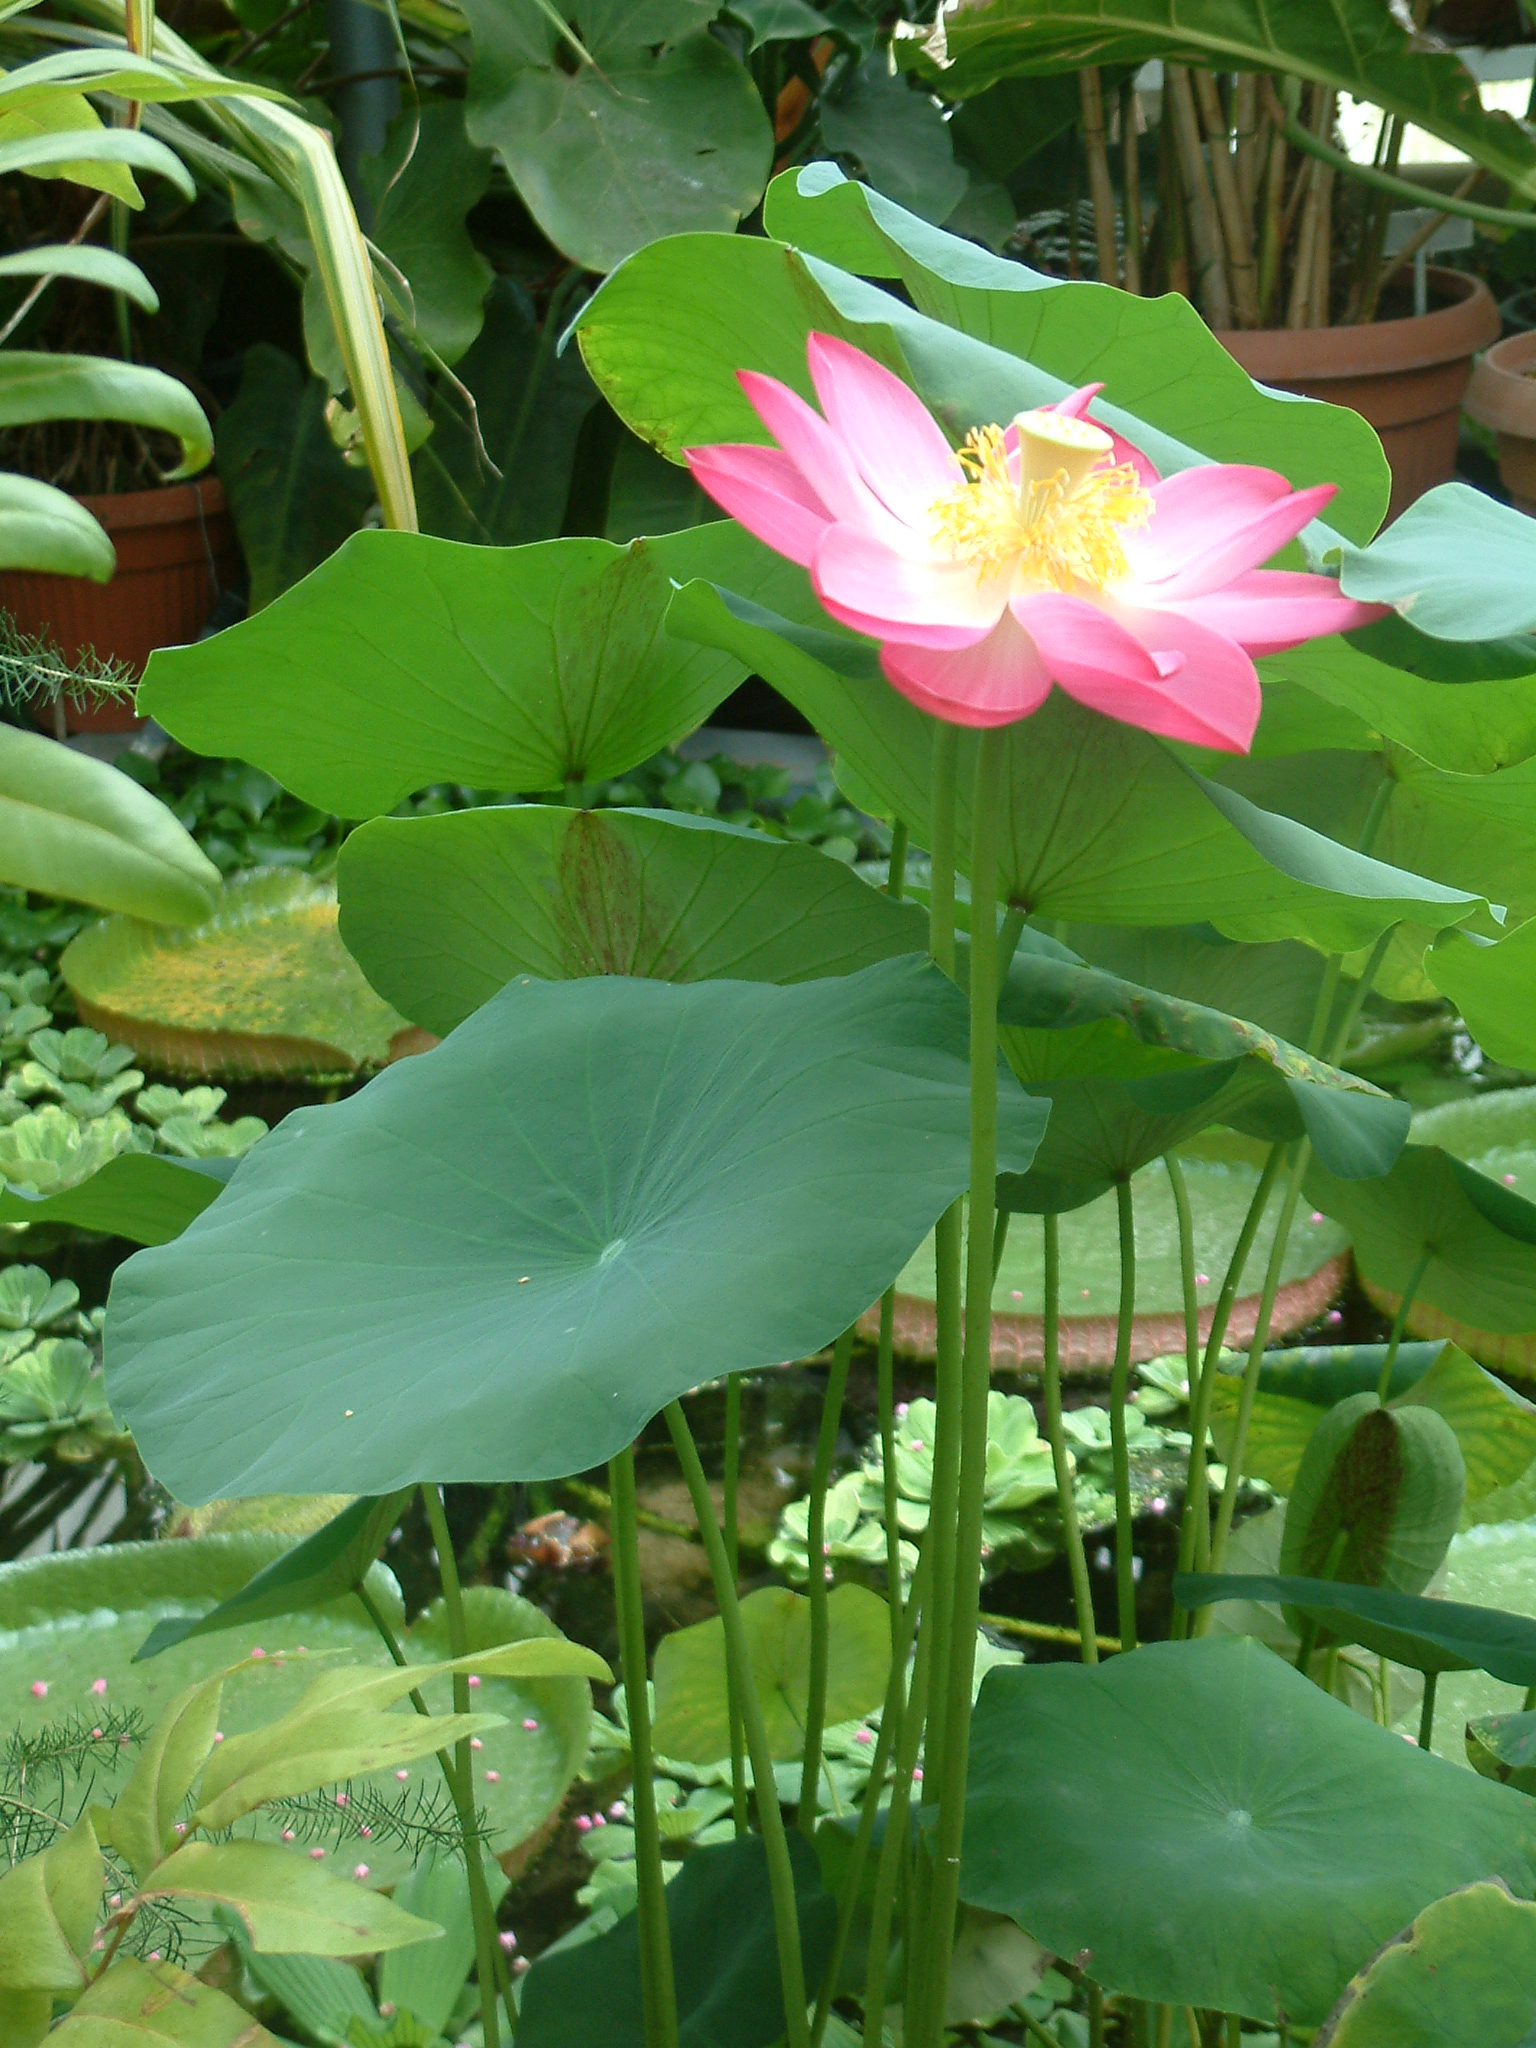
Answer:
[928,412,1153,592]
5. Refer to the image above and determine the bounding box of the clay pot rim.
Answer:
[73,469,225,530]
[1465,326,1536,437]
[1216,266,1501,381]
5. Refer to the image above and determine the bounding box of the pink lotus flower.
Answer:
[685,335,1383,750]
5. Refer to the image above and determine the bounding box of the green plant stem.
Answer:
[888,819,909,898]
[1377,1246,1432,1403]
[1088,1980,1106,2048]
[1110,1177,1140,1653]
[609,1445,679,2048]
[992,1204,1012,1282]
[1042,1211,1098,1664]
[800,1325,855,1836]
[811,1549,929,2048]
[878,1288,903,1659]
[1417,1668,1440,1751]
[1293,1525,1349,1674]
[1277,109,1536,230]
[928,724,959,981]
[861,1571,935,2048]
[420,1485,503,2048]
[1165,1154,1202,1641]
[723,1371,749,1835]
[978,1611,1119,1652]
[665,1402,809,2048]
[1207,1146,1311,1579]
[996,903,1026,976]
[1174,1145,1284,1595]
[1225,2015,1241,2048]
[916,726,1007,2048]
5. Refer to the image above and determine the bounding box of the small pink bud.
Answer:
[109,1895,122,1909]
[512,1958,529,1976]
[251,1647,266,1660]
[522,1717,539,1731]
[1310,1211,1326,1224]
[855,1729,873,1745]
[499,1932,517,1952]
[335,1792,348,1807]
[29,1681,47,1698]
[1506,1173,1518,1186]
[148,1953,161,1963]
[1010,1289,1024,1300]
[353,1864,370,1880]
[174,1822,187,1835]
[91,1728,103,1741]
[467,1674,482,1689]
[212,1731,224,1744]
[91,1678,108,1696]
[574,1814,593,1832]
[282,1830,296,1841]
[471,1737,483,1750]
[1196,1274,1211,1287]
[310,1847,325,1860]
[485,1770,501,1783]
[912,1767,924,1781]
[359,1826,373,1839]
[396,1769,410,1780]
[1080,1288,1091,1298]
[608,1801,626,1818]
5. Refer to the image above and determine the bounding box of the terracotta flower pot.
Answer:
[1464,327,1536,516]
[2,472,240,733]
[1216,268,1500,524]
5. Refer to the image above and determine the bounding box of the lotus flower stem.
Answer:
[1377,1245,1433,1403]
[887,819,909,897]
[811,1546,929,2048]
[420,1484,504,2048]
[800,1324,856,1836]
[1164,1151,1203,1636]
[877,1290,903,1658]
[1110,1177,1140,1651]
[1042,1210,1098,1663]
[609,1444,679,2048]
[860,1560,936,2048]
[722,1371,749,1833]
[665,1400,809,2048]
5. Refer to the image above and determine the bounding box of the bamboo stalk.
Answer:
[1158,108,1190,299]
[1121,82,1143,293]
[1256,97,1288,324]
[1192,67,1258,326]
[1165,65,1232,327]
[1078,67,1121,286]
[1233,72,1258,218]
[1309,153,1336,327]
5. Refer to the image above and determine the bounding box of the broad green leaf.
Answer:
[364,106,492,366]
[215,345,370,612]
[1176,1572,1536,1684]
[0,355,209,479]
[107,1672,226,1880]
[107,959,1047,1499]
[0,1816,98,1994]
[818,60,967,225]
[1322,485,1536,641]
[1280,1395,1465,1598]
[961,1635,1536,2025]
[412,277,595,548]
[0,124,192,200]
[50,1956,277,2048]
[669,582,1483,949]
[336,806,927,1035]
[137,1494,415,1660]
[1057,922,1328,1046]
[1306,1146,1536,1336]
[0,1151,229,1245]
[591,167,1387,540]
[139,524,805,819]
[1467,1709,1536,1792]
[61,872,410,1082]
[0,1990,50,2048]
[895,0,1536,202]
[518,1834,836,2048]
[143,1840,440,1954]
[0,473,113,579]
[0,243,155,307]
[1315,1880,1536,2048]
[1207,1342,1536,1504]
[0,725,220,924]
[1429,923,1536,1071]
[462,19,771,275]
[652,1584,891,1764]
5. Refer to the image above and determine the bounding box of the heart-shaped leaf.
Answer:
[336,806,927,1036]
[652,1583,891,1764]
[962,1635,1536,2025]
[107,958,1048,1501]
[139,523,802,819]
[1280,1395,1465,1598]
[1315,1880,1536,2048]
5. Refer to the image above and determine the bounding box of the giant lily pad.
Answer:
[62,871,410,1081]
[106,957,1049,1501]
[138,524,808,821]
[337,805,927,1036]
[961,1635,1536,2026]
[1315,1880,1536,2048]
[0,1540,591,1892]
[1408,1522,1536,1761]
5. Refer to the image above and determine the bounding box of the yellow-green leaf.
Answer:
[106,1673,224,1881]
[141,1840,441,1954]
[0,1815,99,1993]
[50,1955,276,2048]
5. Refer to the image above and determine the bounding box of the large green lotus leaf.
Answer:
[1429,924,1536,1070]
[518,1833,837,2048]
[1321,486,1536,642]
[463,22,772,276]
[0,1542,589,1890]
[1258,635,1536,777]
[336,806,927,1035]
[577,186,1386,540]
[1306,1145,1536,1335]
[61,872,410,1082]
[896,1131,1348,1334]
[894,2,1536,204]
[1176,1572,1536,1685]
[1051,924,1329,1047]
[651,1583,891,1764]
[1316,1879,1536,2048]
[667,582,1483,950]
[961,1635,1536,2025]
[1281,1395,1465,1602]
[0,1151,230,1243]
[106,958,1048,1501]
[138,523,805,820]
[1208,1341,1536,1504]
[0,725,219,926]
